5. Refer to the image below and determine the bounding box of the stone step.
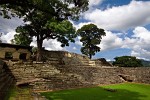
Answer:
[58,65,94,68]
[16,76,36,81]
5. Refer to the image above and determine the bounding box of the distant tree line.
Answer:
[112,56,143,67]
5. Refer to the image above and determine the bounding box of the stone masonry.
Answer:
[5,51,150,92]
[0,43,32,60]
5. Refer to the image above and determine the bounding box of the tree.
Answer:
[77,24,106,59]
[17,20,76,61]
[112,56,143,67]
[0,0,89,20]
[11,33,32,46]
[0,0,89,61]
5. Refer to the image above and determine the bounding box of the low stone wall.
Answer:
[43,50,94,66]
[93,58,113,67]
[58,66,150,85]
[118,67,150,83]
[7,61,150,91]
[0,60,15,99]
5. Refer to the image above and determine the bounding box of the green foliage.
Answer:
[41,83,150,100]
[46,20,76,47]
[140,59,150,67]
[113,56,143,67]
[6,86,32,100]
[11,33,32,46]
[0,0,89,20]
[77,24,106,59]
[32,47,37,53]
[0,0,89,61]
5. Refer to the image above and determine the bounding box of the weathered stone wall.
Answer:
[8,62,89,91]
[93,58,113,67]
[7,61,150,91]
[43,51,115,67]
[58,66,150,85]
[0,60,15,99]
[43,50,95,66]
[0,47,31,60]
[3,51,150,92]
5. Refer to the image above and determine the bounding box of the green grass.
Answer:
[6,86,31,100]
[5,87,17,100]
[41,83,150,100]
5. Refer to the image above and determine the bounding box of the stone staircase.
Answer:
[0,60,16,99]
[57,66,124,85]
[44,50,96,67]
[7,61,92,91]
[32,73,88,91]
[6,51,99,91]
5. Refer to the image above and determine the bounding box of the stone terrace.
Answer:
[5,51,150,92]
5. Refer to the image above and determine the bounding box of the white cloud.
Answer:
[30,37,64,51]
[1,1,150,61]
[73,47,77,50]
[43,39,63,50]
[106,59,111,62]
[0,16,64,51]
[0,31,17,43]
[75,41,82,46]
[73,22,92,30]
[0,16,23,33]
[75,36,83,46]
[99,31,123,51]
[97,26,150,60]
[84,0,150,31]
[132,26,150,43]
[0,16,23,43]
[30,36,37,47]
[89,0,103,7]
[123,27,150,60]
[131,51,140,57]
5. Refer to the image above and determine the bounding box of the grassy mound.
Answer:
[41,83,150,100]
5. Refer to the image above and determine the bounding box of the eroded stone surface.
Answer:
[1,51,150,94]
[7,61,150,92]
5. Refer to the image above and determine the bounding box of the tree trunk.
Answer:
[89,45,92,59]
[36,36,43,61]
[89,54,92,59]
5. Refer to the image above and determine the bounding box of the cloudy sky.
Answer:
[1,0,150,61]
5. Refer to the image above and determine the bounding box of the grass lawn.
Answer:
[6,86,31,100]
[41,83,150,100]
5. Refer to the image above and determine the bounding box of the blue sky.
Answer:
[71,0,150,61]
[1,0,150,61]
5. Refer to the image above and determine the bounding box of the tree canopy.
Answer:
[112,56,143,67]
[0,0,89,61]
[77,24,106,59]
[0,0,89,20]
[11,33,32,46]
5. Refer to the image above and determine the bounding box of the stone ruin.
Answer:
[0,44,150,98]
[0,43,32,61]
[3,50,150,90]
